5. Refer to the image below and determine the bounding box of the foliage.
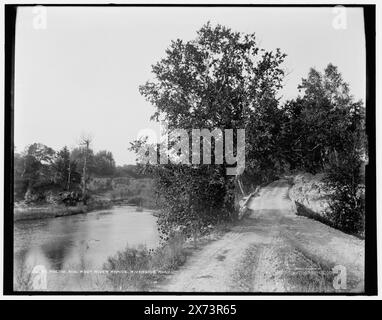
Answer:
[103,233,187,291]
[135,23,366,236]
[323,145,365,236]
[143,164,234,239]
[54,146,81,190]
[22,143,56,188]
[14,142,117,205]
[280,64,366,173]
[103,246,154,291]
[70,147,95,176]
[281,64,366,235]
[14,152,28,200]
[93,150,116,177]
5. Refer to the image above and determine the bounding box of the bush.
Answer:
[145,164,235,240]
[60,191,83,206]
[324,185,364,236]
[324,149,365,236]
[103,246,155,291]
[103,232,187,291]
[24,189,41,204]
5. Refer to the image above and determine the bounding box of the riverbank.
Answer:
[14,199,113,222]
[100,195,253,291]
[104,179,364,292]
[102,222,231,291]
[14,205,160,291]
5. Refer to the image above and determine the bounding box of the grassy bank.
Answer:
[13,218,231,291]
[103,234,187,291]
[288,173,364,239]
[102,224,230,291]
[14,199,113,222]
[13,233,189,291]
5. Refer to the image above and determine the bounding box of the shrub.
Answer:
[103,232,188,291]
[324,148,365,236]
[103,246,155,291]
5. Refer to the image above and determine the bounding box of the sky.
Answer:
[14,6,366,165]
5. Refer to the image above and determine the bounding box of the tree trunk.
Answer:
[67,162,71,191]
[82,155,87,203]
[82,140,89,204]
[237,178,245,196]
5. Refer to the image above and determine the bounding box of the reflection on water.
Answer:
[14,206,160,290]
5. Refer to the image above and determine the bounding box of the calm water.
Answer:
[14,206,160,288]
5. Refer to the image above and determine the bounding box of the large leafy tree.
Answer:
[140,23,286,130]
[136,23,287,236]
[53,146,81,190]
[22,143,56,189]
[280,64,366,234]
[280,64,365,173]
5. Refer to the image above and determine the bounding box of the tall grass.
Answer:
[14,264,34,291]
[103,232,188,291]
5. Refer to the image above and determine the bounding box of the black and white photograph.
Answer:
[2,2,377,298]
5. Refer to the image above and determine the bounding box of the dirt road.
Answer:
[158,180,364,293]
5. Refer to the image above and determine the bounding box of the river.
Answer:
[14,205,160,290]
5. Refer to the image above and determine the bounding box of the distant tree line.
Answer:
[133,23,366,237]
[14,142,150,204]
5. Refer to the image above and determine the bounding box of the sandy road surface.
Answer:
[157,180,364,293]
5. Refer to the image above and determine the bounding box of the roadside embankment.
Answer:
[288,173,332,223]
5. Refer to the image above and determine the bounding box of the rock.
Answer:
[289,173,332,218]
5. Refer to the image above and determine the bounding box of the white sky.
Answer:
[14,6,366,165]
